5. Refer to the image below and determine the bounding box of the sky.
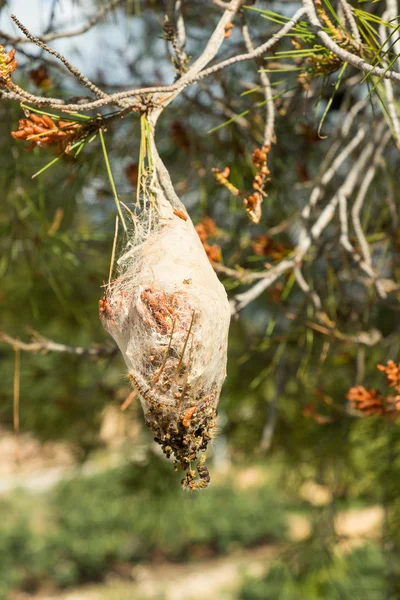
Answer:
[1,0,147,85]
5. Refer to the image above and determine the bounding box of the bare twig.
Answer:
[229,176,344,311]
[385,0,400,71]
[386,177,399,231]
[351,131,391,266]
[293,265,323,313]
[338,125,390,297]
[259,364,285,453]
[241,19,274,146]
[303,0,400,83]
[315,100,367,181]
[188,7,306,81]
[231,118,393,314]
[0,331,118,357]
[1,6,306,114]
[13,346,21,464]
[339,0,362,46]
[197,82,250,129]
[341,99,367,137]
[299,126,366,241]
[383,76,400,147]
[380,15,400,147]
[149,0,245,125]
[211,0,232,8]
[164,14,188,76]
[231,258,294,312]
[0,86,61,106]
[3,1,400,119]
[175,0,187,55]
[11,14,108,100]
[13,347,20,434]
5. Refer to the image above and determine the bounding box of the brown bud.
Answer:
[42,115,56,129]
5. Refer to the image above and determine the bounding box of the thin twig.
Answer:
[294,265,322,313]
[153,318,176,383]
[11,13,108,99]
[120,390,137,412]
[175,0,187,58]
[211,0,232,9]
[303,0,400,83]
[231,120,392,313]
[385,0,400,71]
[338,125,390,298]
[351,131,391,266]
[13,344,21,462]
[299,126,366,242]
[339,0,362,45]
[241,19,275,146]
[3,3,400,116]
[0,331,118,356]
[259,364,285,453]
[149,0,245,125]
[2,7,306,114]
[176,310,195,375]
[380,14,400,147]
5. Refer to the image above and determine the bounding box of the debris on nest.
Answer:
[100,117,230,490]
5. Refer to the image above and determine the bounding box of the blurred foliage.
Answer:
[0,456,287,595]
[239,544,385,600]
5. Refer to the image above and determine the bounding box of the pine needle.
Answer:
[108,216,119,289]
[13,345,21,464]
[99,129,127,232]
[32,153,65,179]
[318,62,348,138]
[13,346,20,434]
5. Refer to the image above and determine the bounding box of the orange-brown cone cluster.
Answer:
[347,361,400,418]
[243,145,270,225]
[347,386,385,416]
[251,233,292,261]
[0,45,17,84]
[195,216,222,264]
[11,113,82,152]
[377,360,400,392]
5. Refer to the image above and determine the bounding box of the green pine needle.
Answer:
[99,129,127,232]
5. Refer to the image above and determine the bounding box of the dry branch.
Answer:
[0,331,117,357]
